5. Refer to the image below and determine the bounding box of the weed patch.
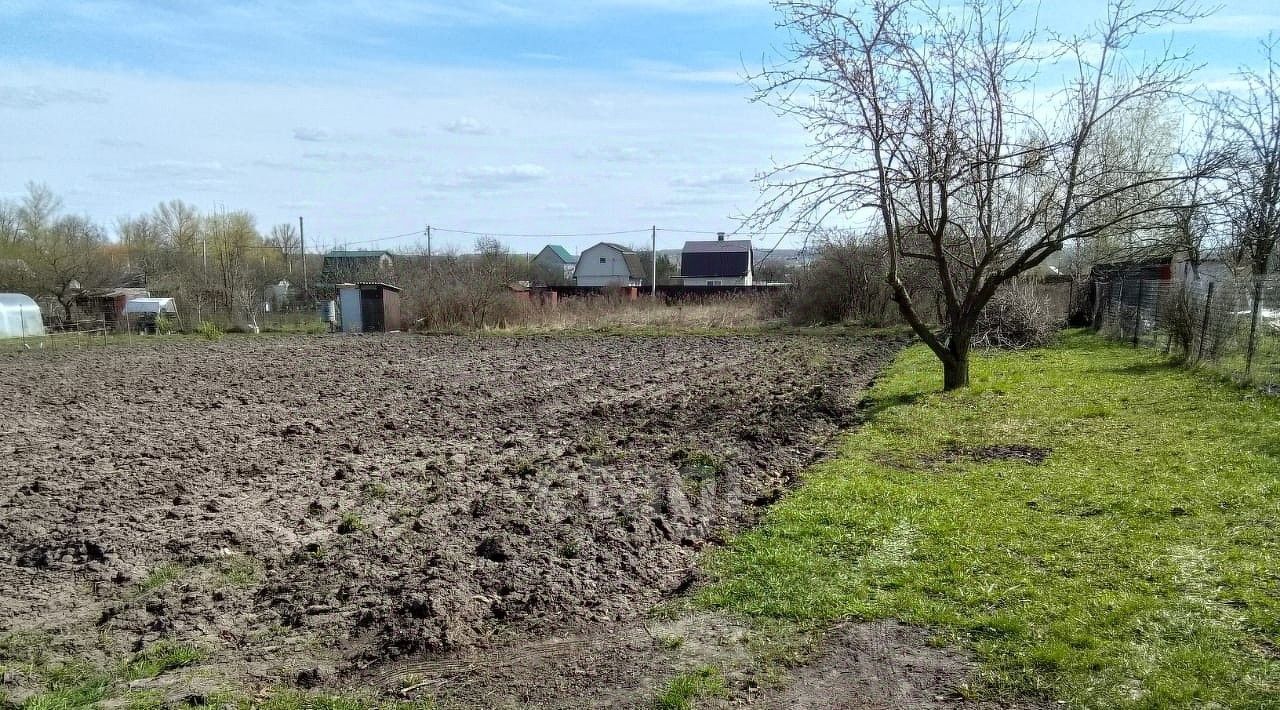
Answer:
[653,666,727,710]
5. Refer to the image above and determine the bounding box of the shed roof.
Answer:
[338,281,402,292]
[81,287,150,299]
[683,239,753,253]
[326,250,392,259]
[122,297,178,314]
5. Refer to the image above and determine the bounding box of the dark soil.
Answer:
[935,444,1052,466]
[744,622,1058,710]
[0,333,903,702]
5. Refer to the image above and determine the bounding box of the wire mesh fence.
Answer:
[1093,275,1280,394]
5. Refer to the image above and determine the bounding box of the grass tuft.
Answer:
[137,564,183,593]
[122,641,202,680]
[653,666,727,710]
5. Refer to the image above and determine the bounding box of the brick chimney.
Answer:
[717,232,725,241]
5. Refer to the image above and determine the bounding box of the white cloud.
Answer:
[97,137,145,148]
[0,84,108,109]
[292,127,353,142]
[464,163,547,180]
[428,163,549,191]
[1184,13,1280,34]
[92,160,241,192]
[440,117,492,135]
[574,145,661,163]
[671,170,750,189]
[629,60,745,85]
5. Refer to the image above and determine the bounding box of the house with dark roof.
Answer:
[575,243,646,288]
[680,234,753,286]
[318,250,394,293]
[532,244,576,285]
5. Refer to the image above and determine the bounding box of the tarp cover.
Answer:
[0,293,44,338]
[122,297,178,315]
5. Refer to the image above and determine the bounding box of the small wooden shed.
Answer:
[337,282,402,333]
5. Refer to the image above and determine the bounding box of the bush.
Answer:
[194,321,223,341]
[972,280,1062,349]
[399,238,529,330]
[770,232,934,326]
[1158,284,1197,357]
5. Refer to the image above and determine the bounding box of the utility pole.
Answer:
[425,224,432,261]
[298,216,307,296]
[651,225,657,297]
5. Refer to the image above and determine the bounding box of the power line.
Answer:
[340,230,427,246]
[431,227,651,239]
[656,228,793,237]
[337,224,808,249]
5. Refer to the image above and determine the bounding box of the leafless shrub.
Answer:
[399,239,529,330]
[1158,284,1198,357]
[771,232,927,326]
[971,281,1062,350]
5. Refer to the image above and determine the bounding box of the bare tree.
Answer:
[206,210,261,317]
[1165,106,1230,280]
[267,223,300,276]
[153,200,202,255]
[27,215,113,321]
[0,199,21,251]
[117,214,166,285]
[1221,36,1280,277]
[750,0,1211,389]
[17,182,63,240]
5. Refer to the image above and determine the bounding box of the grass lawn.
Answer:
[700,331,1279,709]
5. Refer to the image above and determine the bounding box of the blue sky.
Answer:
[2,1,1279,254]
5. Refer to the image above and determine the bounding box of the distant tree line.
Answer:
[0,183,310,329]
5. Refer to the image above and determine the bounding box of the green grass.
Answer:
[217,553,261,587]
[137,564,184,593]
[653,666,727,710]
[11,642,203,710]
[338,511,367,534]
[700,331,1279,709]
[121,641,202,680]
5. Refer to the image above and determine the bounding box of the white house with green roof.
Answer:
[531,244,575,285]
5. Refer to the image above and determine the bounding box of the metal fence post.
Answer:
[1132,279,1145,347]
[1245,278,1263,377]
[1116,279,1125,337]
[1195,282,1215,364]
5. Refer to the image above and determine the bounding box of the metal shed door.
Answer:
[360,290,384,332]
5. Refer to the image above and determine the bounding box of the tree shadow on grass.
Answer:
[858,390,928,421]
[1111,359,1184,377]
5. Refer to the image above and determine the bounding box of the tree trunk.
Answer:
[942,327,971,391]
[942,349,970,390]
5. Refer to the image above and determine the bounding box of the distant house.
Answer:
[319,250,394,292]
[575,243,646,288]
[531,245,576,285]
[680,234,753,286]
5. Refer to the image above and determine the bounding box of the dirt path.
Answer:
[1,333,914,705]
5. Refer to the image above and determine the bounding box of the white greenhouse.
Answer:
[0,293,44,339]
